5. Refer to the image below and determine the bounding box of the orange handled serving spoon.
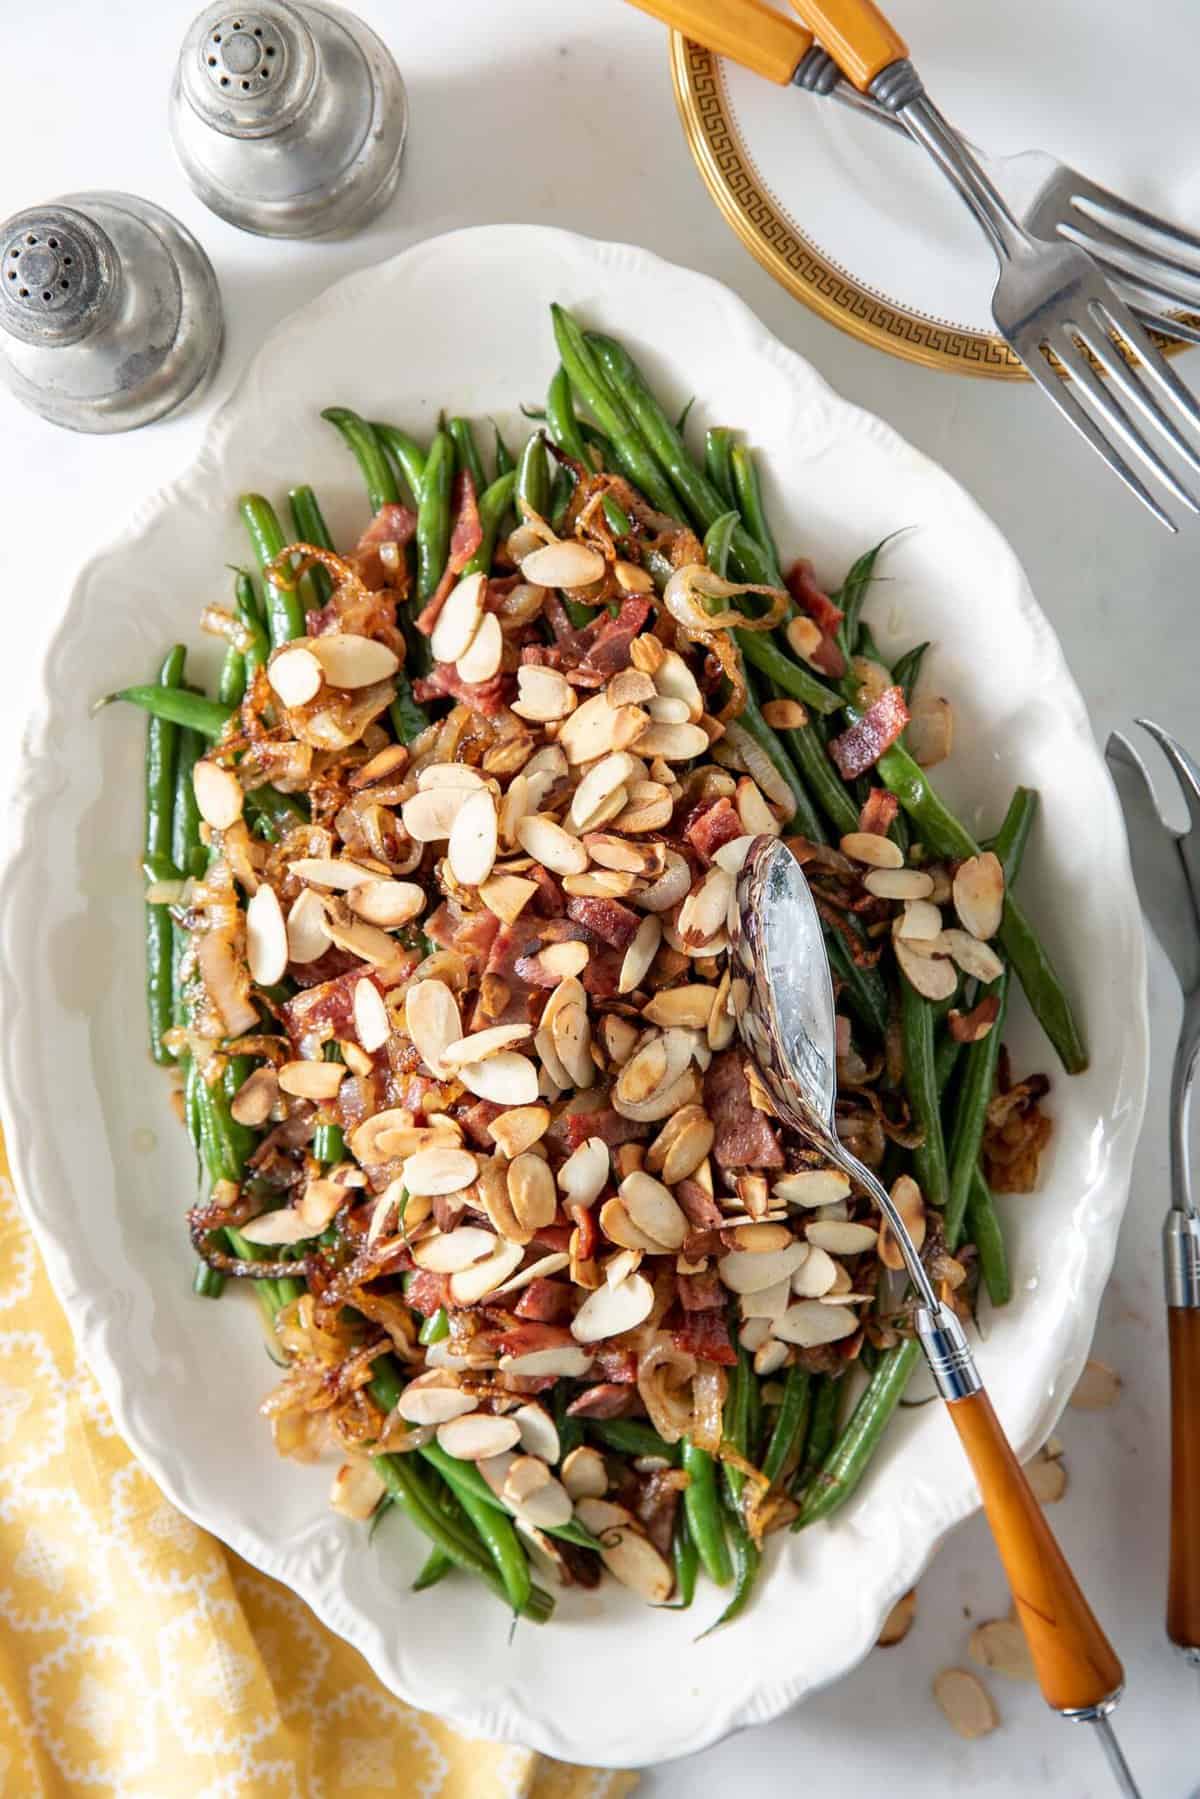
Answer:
[731,836,1139,1796]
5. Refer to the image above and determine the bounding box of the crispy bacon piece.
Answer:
[563,1104,648,1152]
[671,1306,736,1366]
[786,559,845,677]
[458,1098,504,1148]
[675,1179,725,1232]
[345,502,418,593]
[565,894,639,950]
[491,1321,574,1358]
[565,1382,638,1419]
[414,472,483,634]
[685,796,744,865]
[948,994,1001,1043]
[857,788,899,837]
[426,900,501,973]
[405,1270,450,1318]
[514,1278,571,1323]
[828,686,910,780]
[705,1051,784,1170]
[412,663,508,717]
[282,965,395,1047]
[541,595,654,685]
[677,1269,723,1311]
[635,1467,685,1556]
[594,1345,639,1383]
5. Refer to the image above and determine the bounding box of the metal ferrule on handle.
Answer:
[1165,1211,1200,1307]
[915,1302,983,1402]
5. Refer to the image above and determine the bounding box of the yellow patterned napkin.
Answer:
[0,1131,637,1798]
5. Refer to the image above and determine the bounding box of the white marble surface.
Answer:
[0,0,1197,1792]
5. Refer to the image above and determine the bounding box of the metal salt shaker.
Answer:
[0,193,222,433]
[170,1,408,238]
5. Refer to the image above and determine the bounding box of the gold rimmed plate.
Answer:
[670,0,1200,378]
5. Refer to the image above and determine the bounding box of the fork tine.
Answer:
[1048,329,1198,516]
[1071,184,1200,267]
[1093,291,1200,439]
[1073,318,1200,482]
[1123,290,1200,350]
[1137,719,1200,837]
[1062,213,1200,309]
[1018,344,1176,529]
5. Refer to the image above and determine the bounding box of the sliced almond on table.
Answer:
[620,1170,688,1250]
[278,1060,345,1101]
[1025,1451,1068,1504]
[441,1024,532,1069]
[307,633,399,689]
[938,929,1004,984]
[969,1617,1035,1681]
[717,1240,811,1295]
[773,1300,858,1347]
[520,540,606,589]
[773,1169,852,1209]
[864,868,935,900]
[571,1271,655,1342]
[352,976,390,1052]
[559,693,649,765]
[558,1135,610,1209]
[1069,1358,1121,1411]
[268,643,322,707]
[402,1146,479,1198]
[436,1412,523,1462]
[329,1462,386,1522]
[431,572,487,665]
[488,1104,550,1159]
[953,851,1005,941]
[562,1445,608,1500]
[397,1371,477,1426]
[932,1668,998,1740]
[840,831,903,870]
[573,1498,673,1604]
[450,1238,525,1304]
[455,608,503,683]
[459,1051,540,1106]
[405,978,462,1077]
[230,1065,279,1127]
[907,696,954,768]
[876,1588,917,1647]
[349,878,427,928]
[806,1220,879,1255]
[516,813,588,876]
[193,760,243,830]
[894,935,959,1001]
[411,1225,497,1273]
[246,883,288,985]
[618,914,661,995]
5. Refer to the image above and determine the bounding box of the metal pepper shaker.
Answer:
[0,193,222,433]
[169,1,408,239]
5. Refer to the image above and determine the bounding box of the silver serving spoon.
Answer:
[730,834,1137,1796]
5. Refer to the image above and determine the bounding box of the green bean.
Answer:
[967,1166,1011,1306]
[413,1546,453,1591]
[515,431,551,520]
[739,686,820,836]
[371,421,427,505]
[877,742,1086,1073]
[993,785,1038,881]
[418,1307,449,1345]
[703,508,739,578]
[681,1440,732,1587]
[945,971,1009,1249]
[546,364,596,468]
[782,714,860,834]
[553,1385,584,1462]
[218,634,246,707]
[423,1451,531,1615]
[549,464,574,534]
[891,641,928,708]
[602,493,631,538]
[448,417,487,494]
[796,1341,921,1527]
[416,429,454,604]
[145,647,185,1063]
[492,421,514,478]
[705,427,736,509]
[825,928,890,1041]
[234,572,270,683]
[100,686,233,739]
[244,785,307,841]
[415,1440,599,1552]
[321,407,400,512]
[792,1375,838,1503]
[288,484,335,606]
[676,394,696,435]
[720,1348,754,1514]
[730,443,782,583]
[669,1511,699,1609]
[388,676,430,745]
[902,979,949,1212]
[834,534,900,660]
[239,494,304,647]
[192,1262,226,1299]
[699,1520,761,1637]
[313,1122,344,1164]
[762,1366,811,1490]
[461,470,517,578]
[549,306,681,518]
[588,1419,681,1463]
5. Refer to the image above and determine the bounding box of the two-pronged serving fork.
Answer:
[1107,721,1200,1665]
[626,0,1200,530]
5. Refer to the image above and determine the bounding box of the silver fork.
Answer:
[817,79,1200,349]
[1106,720,1200,1666]
[795,35,1200,531]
